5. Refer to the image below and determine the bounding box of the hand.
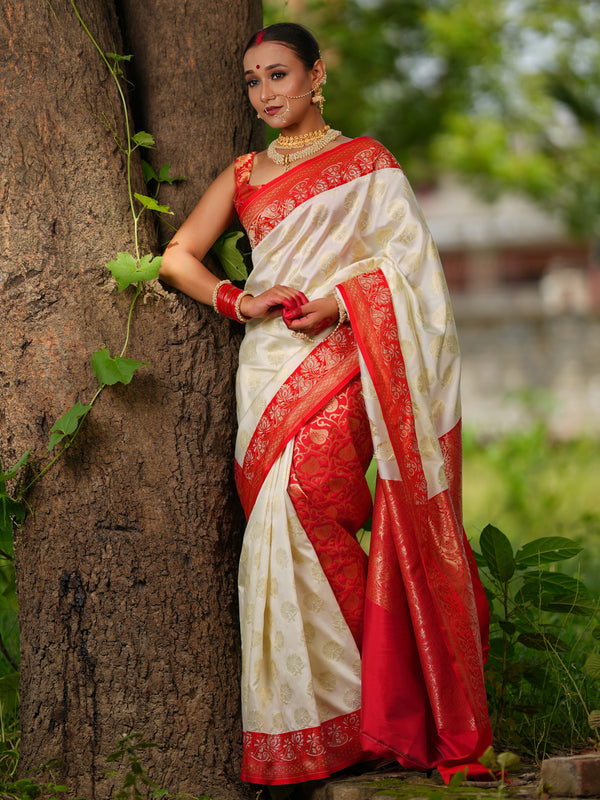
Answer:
[239,286,308,320]
[284,296,339,338]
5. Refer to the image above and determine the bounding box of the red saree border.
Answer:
[338,269,492,768]
[235,324,360,518]
[241,710,364,785]
[235,137,400,248]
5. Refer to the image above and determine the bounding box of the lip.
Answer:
[264,106,282,116]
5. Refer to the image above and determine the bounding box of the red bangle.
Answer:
[213,280,251,322]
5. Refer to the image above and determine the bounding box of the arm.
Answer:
[158,162,236,305]
[158,162,307,320]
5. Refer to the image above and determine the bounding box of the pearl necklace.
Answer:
[267,127,341,169]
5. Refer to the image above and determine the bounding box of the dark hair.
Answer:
[244,23,321,70]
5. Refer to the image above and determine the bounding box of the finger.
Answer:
[283,307,304,320]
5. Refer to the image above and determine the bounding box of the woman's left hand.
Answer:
[284,296,339,338]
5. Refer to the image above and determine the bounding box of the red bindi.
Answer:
[256,65,260,69]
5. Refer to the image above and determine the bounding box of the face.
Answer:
[243,41,324,129]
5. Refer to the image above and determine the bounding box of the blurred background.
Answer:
[264,0,600,591]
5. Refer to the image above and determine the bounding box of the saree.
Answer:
[232,137,492,786]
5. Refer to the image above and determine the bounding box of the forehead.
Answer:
[243,41,304,71]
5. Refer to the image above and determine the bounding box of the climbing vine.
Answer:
[0,2,181,562]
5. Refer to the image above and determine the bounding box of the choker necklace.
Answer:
[267,126,341,169]
[274,125,332,148]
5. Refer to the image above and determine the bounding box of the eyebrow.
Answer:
[244,62,287,75]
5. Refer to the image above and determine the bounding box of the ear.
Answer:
[311,58,326,86]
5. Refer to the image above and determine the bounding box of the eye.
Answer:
[271,71,286,80]
[246,78,259,88]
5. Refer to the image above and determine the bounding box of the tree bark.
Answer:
[0,1,261,797]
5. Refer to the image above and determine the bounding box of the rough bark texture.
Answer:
[118,0,261,238]
[0,0,261,797]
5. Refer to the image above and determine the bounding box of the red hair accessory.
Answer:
[255,29,265,44]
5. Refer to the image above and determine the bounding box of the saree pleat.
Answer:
[233,138,492,785]
[288,374,373,651]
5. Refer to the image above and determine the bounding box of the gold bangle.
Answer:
[334,289,349,325]
[235,290,253,323]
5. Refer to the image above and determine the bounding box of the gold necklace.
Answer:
[273,126,331,148]
[267,127,341,169]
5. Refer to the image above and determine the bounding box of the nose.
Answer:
[260,82,275,103]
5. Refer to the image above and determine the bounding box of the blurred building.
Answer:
[417,177,600,438]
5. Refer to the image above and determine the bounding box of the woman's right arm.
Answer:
[158,162,237,305]
[158,161,307,319]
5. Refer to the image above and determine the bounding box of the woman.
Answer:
[159,22,492,788]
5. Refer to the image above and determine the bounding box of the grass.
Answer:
[463,425,600,592]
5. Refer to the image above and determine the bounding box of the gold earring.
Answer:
[312,81,325,114]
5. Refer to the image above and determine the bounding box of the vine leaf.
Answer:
[141,160,158,183]
[105,52,132,63]
[105,52,132,79]
[92,348,147,386]
[106,252,162,292]
[211,231,248,282]
[1,451,31,482]
[141,161,186,186]
[48,402,93,451]
[134,193,173,215]
[0,489,26,558]
[158,163,185,184]
[132,131,155,149]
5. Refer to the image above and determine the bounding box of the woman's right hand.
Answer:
[240,286,308,320]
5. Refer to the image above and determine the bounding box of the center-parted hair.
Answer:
[244,23,321,71]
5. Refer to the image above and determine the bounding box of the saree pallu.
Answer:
[233,138,492,785]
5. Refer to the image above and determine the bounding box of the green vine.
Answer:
[0,3,182,555]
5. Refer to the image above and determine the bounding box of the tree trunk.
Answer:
[0,1,261,797]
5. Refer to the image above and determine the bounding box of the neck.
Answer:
[277,111,326,138]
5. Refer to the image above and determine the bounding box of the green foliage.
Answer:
[106,253,163,293]
[584,654,600,730]
[105,733,210,800]
[265,0,600,238]
[0,732,211,800]
[47,403,93,451]
[474,524,600,758]
[91,349,148,387]
[463,426,600,593]
[478,746,521,790]
[210,232,249,282]
[134,194,172,216]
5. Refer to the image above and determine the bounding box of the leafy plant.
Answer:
[106,733,210,800]
[0,733,210,800]
[211,231,250,283]
[585,651,600,731]
[0,757,67,800]
[478,746,521,791]
[474,524,600,758]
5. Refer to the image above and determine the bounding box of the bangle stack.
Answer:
[212,279,252,323]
